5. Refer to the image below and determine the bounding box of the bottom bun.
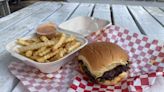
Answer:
[99,72,128,85]
[79,62,128,85]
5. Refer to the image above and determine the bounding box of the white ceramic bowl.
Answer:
[6,29,88,73]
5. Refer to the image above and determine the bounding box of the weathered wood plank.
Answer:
[0,2,46,31]
[27,3,79,36]
[0,2,62,50]
[92,4,111,21]
[144,7,164,26]
[68,3,94,19]
[0,2,62,92]
[128,6,164,40]
[112,5,140,33]
[27,3,97,36]
[42,3,79,25]
[0,2,62,53]
[0,2,61,38]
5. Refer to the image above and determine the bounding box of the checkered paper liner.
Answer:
[68,25,164,92]
[8,60,79,92]
[8,25,164,92]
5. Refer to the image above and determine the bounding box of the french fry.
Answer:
[19,52,25,56]
[64,35,76,43]
[48,48,66,61]
[17,39,31,46]
[53,33,66,50]
[58,48,67,58]
[30,37,41,42]
[51,37,59,43]
[50,53,61,61]
[49,33,60,41]
[66,41,81,53]
[25,39,35,43]
[38,48,51,56]
[25,50,33,57]
[54,54,60,60]
[30,55,41,61]
[33,46,47,56]
[40,36,49,42]
[17,31,82,63]
[36,50,60,62]
[18,40,57,52]
[45,60,50,63]
[49,55,58,61]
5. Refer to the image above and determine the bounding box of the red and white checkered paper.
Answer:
[8,59,79,92]
[68,25,164,92]
[8,25,164,92]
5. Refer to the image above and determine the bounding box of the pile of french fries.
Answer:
[17,32,81,63]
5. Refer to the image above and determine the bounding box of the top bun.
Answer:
[78,42,128,78]
[36,22,57,36]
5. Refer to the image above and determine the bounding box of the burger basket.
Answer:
[8,25,164,92]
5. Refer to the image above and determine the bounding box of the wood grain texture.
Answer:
[26,2,79,36]
[0,2,45,31]
[0,2,62,92]
[128,6,164,40]
[112,5,140,33]
[92,4,111,21]
[0,2,62,53]
[68,3,94,19]
[144,6,164,26]
[42,2,79,25]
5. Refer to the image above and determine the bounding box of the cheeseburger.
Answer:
[78,42,129,85]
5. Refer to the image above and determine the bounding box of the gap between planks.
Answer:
[144,6,164,27]
[112,5,140,33]
[127,5,164,40]
[92,4,111,22]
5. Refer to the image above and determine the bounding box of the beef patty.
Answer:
[79,60,129,82]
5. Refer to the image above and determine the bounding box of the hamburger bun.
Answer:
[78,42,129,85]
[99,72,128,85]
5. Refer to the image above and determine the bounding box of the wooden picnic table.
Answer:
[0,1,164,92]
